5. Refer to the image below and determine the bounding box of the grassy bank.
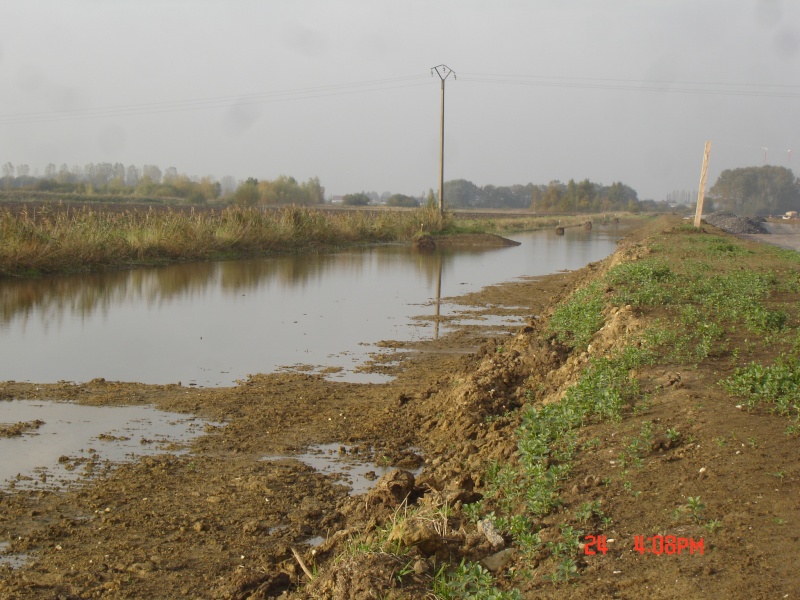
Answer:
[0,204,450,277]
[454,217,799,595]
[311,215,800,598]
[0,198,637,278]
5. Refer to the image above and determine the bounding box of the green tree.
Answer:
[386,194,420,207]
[343,192,371,206]
[259,175,308,205]
[537,181,564,212]
[709,166,800,215]
[233,177,260,206]
[301,176,325,204]
[443,179,480,208]
[426,188,436,209]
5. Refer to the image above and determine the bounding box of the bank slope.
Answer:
[300,215,800,600]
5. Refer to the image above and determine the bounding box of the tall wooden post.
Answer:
[694,141,712,228]
[438,76,446,215]
[432,65,455,216]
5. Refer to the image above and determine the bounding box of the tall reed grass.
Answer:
[0,204,451,277]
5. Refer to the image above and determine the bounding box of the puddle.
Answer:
[263,443,422,496]
[0,541,30,569]
[0,399,218,491]
[304,535,326,547]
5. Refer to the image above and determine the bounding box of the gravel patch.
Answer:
[702,210,770,234]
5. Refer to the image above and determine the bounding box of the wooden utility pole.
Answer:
[432,65,455,215]
[694,141,712,227]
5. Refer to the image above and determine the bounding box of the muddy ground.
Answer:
[1,216,798,599]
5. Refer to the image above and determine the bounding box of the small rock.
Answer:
[477,519,505,548]
[481,548,516,572]
[413,558,429,574]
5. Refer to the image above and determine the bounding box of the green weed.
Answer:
[606,258,676,306]
[548,282,605,351]
[720,355,800,418]
[432,559,521,600]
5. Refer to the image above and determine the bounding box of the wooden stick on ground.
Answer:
[290,547,314,579]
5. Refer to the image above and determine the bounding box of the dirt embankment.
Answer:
[1,215,798,599]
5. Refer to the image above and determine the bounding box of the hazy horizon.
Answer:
[3,1,799,201]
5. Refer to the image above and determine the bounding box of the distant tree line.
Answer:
[232,176,325,206]
[708,165,800,216]
[0,161,329,207]
[444,178,646,213]
[1,161,230,204]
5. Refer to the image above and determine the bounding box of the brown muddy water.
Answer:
[0,224,624,388]
[0,398,219,490]
[0,225,625,496]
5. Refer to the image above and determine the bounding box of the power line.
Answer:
[458,72,800,99]
[2,69,799,127]
[461,71,800,90]
[0,75,431,125]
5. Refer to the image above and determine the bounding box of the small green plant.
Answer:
[432,559,521,599]
[559,524,584,554]
[582,437,601,450]
[704,519,722,533]
[665,428,681,443]
[395,559,416,584]
[574,500,603,524]
[462,501,484,524]
[686,496,706,521]
[546,557,579,583]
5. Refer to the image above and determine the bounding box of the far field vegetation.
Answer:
[0,198,606,278]
[4,160,799,214]
[0,159,679,213]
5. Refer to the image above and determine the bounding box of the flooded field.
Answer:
[0,398,219,491]
[0,224,623,387]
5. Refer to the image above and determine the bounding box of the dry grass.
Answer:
[0,204,451,277]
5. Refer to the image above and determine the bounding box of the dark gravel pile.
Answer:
[703,210,770,234]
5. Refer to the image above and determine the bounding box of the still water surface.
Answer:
[0,225,625,386]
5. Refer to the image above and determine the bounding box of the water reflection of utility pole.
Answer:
[434,252,443,340]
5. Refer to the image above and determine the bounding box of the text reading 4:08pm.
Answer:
[583,535,705,556]
[634,535,704,555]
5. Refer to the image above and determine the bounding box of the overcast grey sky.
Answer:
[2,0,799,201]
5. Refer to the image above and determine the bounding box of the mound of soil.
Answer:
[703,210,769,234]
[432,232,521,248]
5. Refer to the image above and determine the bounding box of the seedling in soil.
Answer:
[686,496,706,521]
[704,520,722,534]
[574,500,603,524]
